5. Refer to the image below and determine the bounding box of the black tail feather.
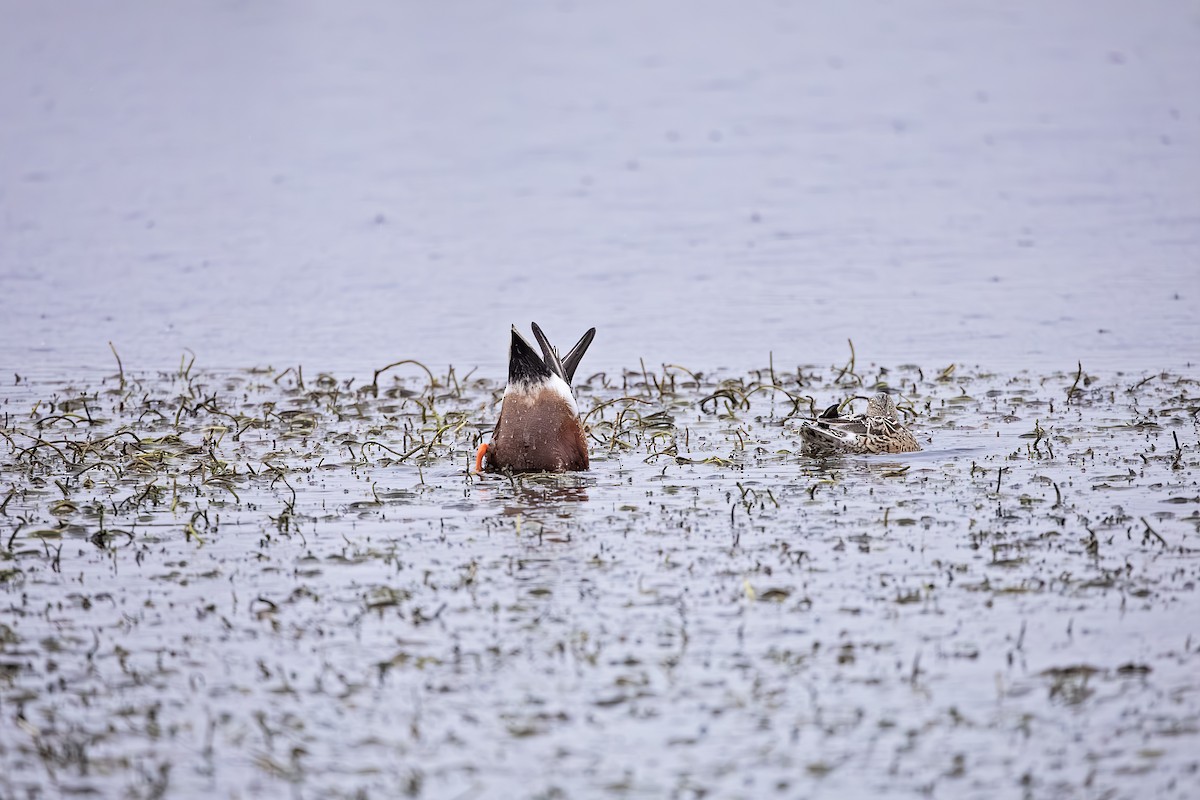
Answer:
[528,322,596,386]
[561,328,596,385]
[530,322,566,382]
[508,326,552,385]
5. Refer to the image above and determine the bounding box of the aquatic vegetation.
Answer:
[0,354,1197,798]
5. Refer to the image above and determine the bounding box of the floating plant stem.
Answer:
[581,396,653,426]
[369,359,436,397]
[662,364,702,384]
[109,341,125,391]
[833,339,860,385]
[1140,517,1166,547]
[1067,361,1083,403]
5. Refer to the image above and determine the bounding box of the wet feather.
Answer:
[481,322,596,473]
[798,393,921,455]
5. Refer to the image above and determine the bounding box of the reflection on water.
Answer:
[0,359,1198,798]
[484,475,592,538]
[2,0,1199,797]
[504,479,591,510]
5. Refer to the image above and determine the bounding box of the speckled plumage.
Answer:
[798,393,921,456]
[478,322,596,473]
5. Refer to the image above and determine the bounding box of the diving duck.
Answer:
[798,392,921,455]
[475,322,596,473]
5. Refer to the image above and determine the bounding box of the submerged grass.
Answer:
[0,355,1198,798]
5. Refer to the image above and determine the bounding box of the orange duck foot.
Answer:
[474,442,489,473]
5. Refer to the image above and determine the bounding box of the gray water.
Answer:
[1,2,1199,799]
[2,0,1197,375]
[1,361,1197,799]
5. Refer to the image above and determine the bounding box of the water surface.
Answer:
[1,361,1198,798]
[1,0,1197,374]
[1,2,1199,798]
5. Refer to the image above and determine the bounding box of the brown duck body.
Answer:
[798,393,921,456]
[487,380,589,472]
[478,323,595,474]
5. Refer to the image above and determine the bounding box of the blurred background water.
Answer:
[2,6,1200,797]
[1,0,1197,377]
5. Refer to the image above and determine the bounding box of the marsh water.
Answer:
[1,362,1198,800]
[3,1,1198,376]
[2,1,1199,798]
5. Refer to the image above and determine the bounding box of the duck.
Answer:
[475,322,596,473]
[797,392,921,455]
